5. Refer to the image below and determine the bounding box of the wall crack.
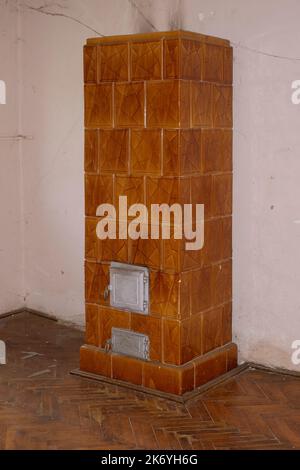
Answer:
[23,3,103,36]
[232,41,300,62]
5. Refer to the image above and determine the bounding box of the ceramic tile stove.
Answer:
[79,30,237,396]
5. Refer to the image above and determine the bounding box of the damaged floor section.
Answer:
[0,312,299,450]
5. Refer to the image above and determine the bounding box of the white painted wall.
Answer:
[0,0,23,313]
[1,0,300,371]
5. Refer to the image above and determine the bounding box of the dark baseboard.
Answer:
[71,362,300,403]
[71,363,249,404]
[0,307,57,322]
[247,361,300,379]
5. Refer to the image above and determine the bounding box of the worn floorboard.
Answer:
[0,312,299,450]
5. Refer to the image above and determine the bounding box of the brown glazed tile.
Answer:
[85,175,113,217]
[115,176,145,208]
[181,223,203,272]
[99,129,129,174]
[163,232,198,276]
[164,39,202,80]
[99,43,129,82]
[85,262,101,304]
[147,177,190,212]
[150,270,190,319]
[191,82,213,128]
[112,354,143,385]
[80,345,112,378]
[213,85,233,128]
[181,40,203,80]
[202,218,223,266]
[223,47,233,85]
[129,229,162,270]
[202,129,232,174]
[85,217,98,261]
[143,362,180,394]
[212,260,232,306]
[131,129,161,175]
[181,314,202,363]
[131,41,162,80]
[162,319,181,365]
[143,361,194,395]
[131,314,162,362]
[163,130,180,176]
[85,304,100,347]
[85,130,99,173]
[222,216,232,260]
[101,226,129,264]
[84,46,98,83]
[203,217,232,266]
[181,241,202,272]
[84,84,113,128]
[179,272,191,320]
[163,130,202,177]
[150,271,180,318]
[182,177,196,214]
[147,176,178,208]
[226,343,238,371]
[164,39,180,79]
[194,349,227,387]
[222,302,232,345]
[191,175,212,219]
[98,306,130,349]
[202,307,223,354]
[179,80,191,128]
[162,236,181,273]
[115,82,145,127]
[180,363,195,394]
[147,80,190,128]
[85,262,109,306]
[180,130,202,174]
[212,174,232,216]
[191,267,212,315]
[202,44,224,83]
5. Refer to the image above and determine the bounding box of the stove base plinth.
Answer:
[78,342,238,397]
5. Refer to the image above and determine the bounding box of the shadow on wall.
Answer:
[128,0,182,32]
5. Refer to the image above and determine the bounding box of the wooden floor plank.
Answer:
[0,312,300,450]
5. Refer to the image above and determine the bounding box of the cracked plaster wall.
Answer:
[1,0,300,371]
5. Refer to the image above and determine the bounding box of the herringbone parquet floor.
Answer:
[0,311,299,450]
